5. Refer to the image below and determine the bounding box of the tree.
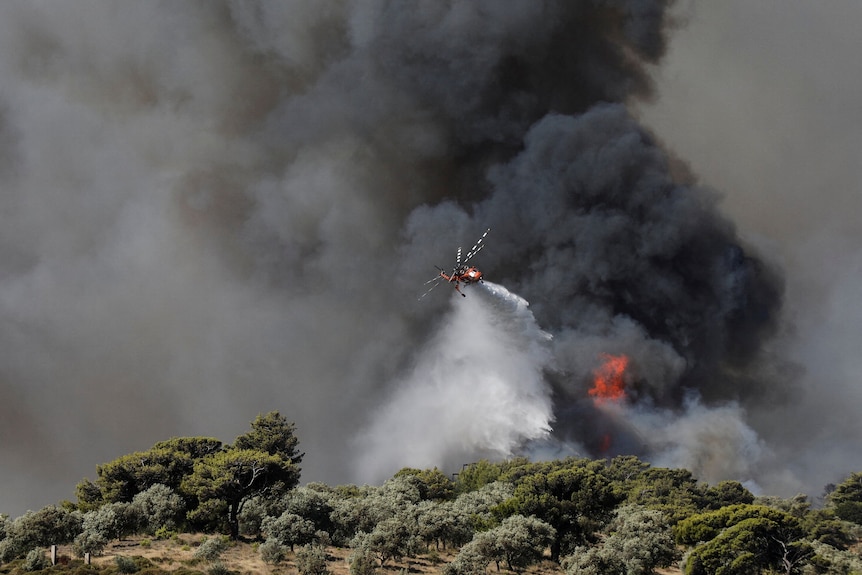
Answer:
[184,448,295,539]
[355,510,423,566]
[234,412,303,467]
[601,506,678,575]
[262,511,315,551]
[417,500,472,550]
[828,472,862,524]
[702,481,754,509]
[296,543,329,575]
[181,413,302,539]
[395,468,455,501]
[493,515,556,572]
[625,467,706,524]
[678,505,811,575]
[510,460,621,560]
[76,437,222,508]
[130,483,186,534]
[0,506,82,562]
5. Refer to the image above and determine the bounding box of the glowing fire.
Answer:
[589,353,629,405]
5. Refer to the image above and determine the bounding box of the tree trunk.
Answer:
[228,501,240,540]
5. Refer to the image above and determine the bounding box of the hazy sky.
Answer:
[1,1,861,517]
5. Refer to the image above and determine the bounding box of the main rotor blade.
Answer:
[463,228,490,263]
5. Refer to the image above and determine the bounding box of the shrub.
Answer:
[154,526,177,540]
[73,529,108,558]
[23,548,52,571]
[115,555,140,574]
[259,538,286,565]
[296,544,329,575]
[208,561,230,575]
[194,536,229,562]
[131,484,186,534]
[349,545,378,575]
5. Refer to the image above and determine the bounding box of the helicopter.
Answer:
[420,228,489,299]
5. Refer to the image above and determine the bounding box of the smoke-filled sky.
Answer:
[1,0,861,517]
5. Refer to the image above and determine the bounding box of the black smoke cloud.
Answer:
[0,0,848,516]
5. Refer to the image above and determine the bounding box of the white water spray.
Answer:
[354,282,554,481]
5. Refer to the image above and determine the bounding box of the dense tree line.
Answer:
[2,417,862,575]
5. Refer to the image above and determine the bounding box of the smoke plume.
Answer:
[0,0,858,515]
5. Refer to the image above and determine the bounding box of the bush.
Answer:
[208,561,230,575]
[23,548,52,571]
[154,526,177,540]
[296,544,329,575]
[194,536,229,562]
[349,545,378,575]
[259,538,286,565]
[1,506,83,562]
[131,484,186,534]
[261,512,315,551]
[115,555,140,574]
[73,529,108,558]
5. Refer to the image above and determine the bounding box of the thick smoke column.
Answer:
[1,0,849,515]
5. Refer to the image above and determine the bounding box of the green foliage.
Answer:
[394,468,455,501]
[72,528,108,558]
[131,483,186,534]
[353,513,422,567]
[194,536,229,562]
[674,503,800,545]
[443,541,489,575]
[416,500,472,551]
[153,526,178,540]
[491,515,556,572]
[755,493,812,518]
[702,481,754,509]
[177,412,303,539]
[562,505,678,575]
[295,544,329,575]
[807,516,857,550]
[348,545,378,575]
[454,459,535,494]
[563,544,622,575]
[233,412,303,466]
[509,459,622,560]
[828,472,862,525]
[23,548,51,572]
[328,478,423,546]
[1,505,82,562]
[600,506,678,574]
[152,438,223,460]
[280,485,336,535]
[679,506,809,575]
[115,555,140,574]
[624,467,705,524]
[183,446,299,539]
[808,539,862,574]
[258,538,287,565]
[261,512,315,551]
[604,455,651,483]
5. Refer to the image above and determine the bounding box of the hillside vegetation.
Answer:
[2,413,861,575]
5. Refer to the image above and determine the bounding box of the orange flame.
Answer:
[589,353,629,405]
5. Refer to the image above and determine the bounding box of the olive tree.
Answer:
[565,506,677,575]
[0,506,82,563]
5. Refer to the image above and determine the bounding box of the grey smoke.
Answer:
[0,0,858,516]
